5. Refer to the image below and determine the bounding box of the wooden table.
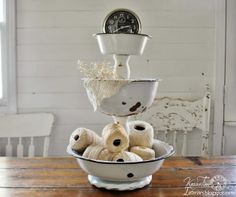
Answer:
[0,156,236,197]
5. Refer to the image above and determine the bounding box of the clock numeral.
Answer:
[109,19,114,24]
[131,19,134,23]
[120,13,124,17]
[108,25,112,31]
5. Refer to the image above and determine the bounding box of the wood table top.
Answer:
[0,156,236,197]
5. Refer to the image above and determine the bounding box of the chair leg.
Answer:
[201,133,209,156]
[173,131,177,156]
[164,130,168,142]
[6,138,13,156]
[17,137,24,158]
[154,130,158,139]
[43,136,50,157]
[181,131,187,156]
[28,137,35,157]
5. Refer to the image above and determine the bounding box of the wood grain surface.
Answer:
[0,156,236,196]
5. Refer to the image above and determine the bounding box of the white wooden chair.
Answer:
[137,88,211,156]
[0,113,54,157]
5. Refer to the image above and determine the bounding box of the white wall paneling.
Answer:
[16,0,214,11]
[17,28,215,45]
[16,0,216,155]
[18,93,91,109]
[17,43,214,61]
[18,108,111,126]
[17,76,213,94]
[17,60,213,77]
[17,11,214,28]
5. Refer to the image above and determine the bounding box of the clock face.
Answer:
[103,9,141,34]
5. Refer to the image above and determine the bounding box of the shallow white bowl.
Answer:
[94,33,151,55]
[67,139,174,182]
[84,79,159,117]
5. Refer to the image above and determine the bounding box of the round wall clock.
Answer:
[103,9,141,34]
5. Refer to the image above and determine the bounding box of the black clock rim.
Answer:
[94,33,152,38]
[102,8,142,34]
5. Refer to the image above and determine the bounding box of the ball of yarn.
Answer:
[102,123,129,153]
[128,120,154,148]
[82,144,105,160]
[130,146,155,160]
[69,128,101,152]
[112,151,143,162]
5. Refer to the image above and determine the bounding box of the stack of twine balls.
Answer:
[68,120,156,162]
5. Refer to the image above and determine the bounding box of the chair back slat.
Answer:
[43,136,50,157]
[154,129,158,139]
[17,137,24,157]
[201,134,209,156]
[201,91,211,156]
[164,130,168,142]
[6,138,13,156]
[28,137,35,157]
[172,131,177,155]
[181,131,188,156]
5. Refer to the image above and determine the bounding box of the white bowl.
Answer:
[67,139,174,182]
[84,79,159,117]
[94,33,151,55]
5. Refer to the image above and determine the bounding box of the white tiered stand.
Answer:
[67,32,174,191]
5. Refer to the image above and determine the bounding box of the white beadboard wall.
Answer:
[16,0,215,156]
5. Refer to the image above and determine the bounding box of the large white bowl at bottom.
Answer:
[67,139,174,182]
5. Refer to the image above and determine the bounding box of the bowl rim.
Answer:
[82,78,161,82]
[67,139,174,165]
[93,33,152,39]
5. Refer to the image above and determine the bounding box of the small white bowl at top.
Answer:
[94,33,151,55]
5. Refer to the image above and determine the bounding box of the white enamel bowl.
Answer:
[85,79,159,117]
[94,33,151,55]
[67,139,174,182]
